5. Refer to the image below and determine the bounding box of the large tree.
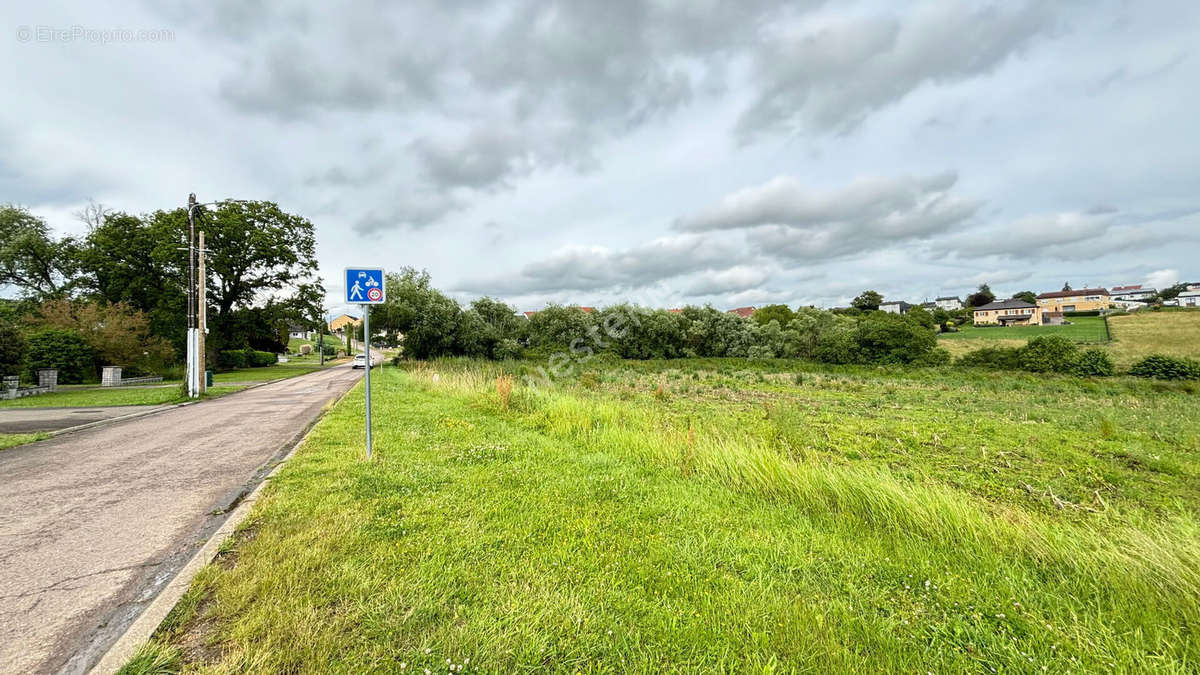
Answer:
[967,283,995,307]
[851,290,883,311]
[0,204,78,299]
[752,304,795,326]
[1012,290,1037,304]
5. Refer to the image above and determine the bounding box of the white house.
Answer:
[935,296,962,311]
[288,325,314,340]
[879,301,913,314]
[1110,285,1155,301]
[1172,290,1200,307]
[1111,298,1149,311]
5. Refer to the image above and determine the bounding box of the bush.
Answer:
[956,346,1022,370]
[493,338,523,361]
[25,329,95,383]
[853,313,937,365]
[218,350,248,370]
[0,321,25,377]
[912,346,951,367]
[1128,354,1200,380]
[248,349,276,367]
[299,344,312,355]
[1018,336,1080,373]
[1071,349,1114,377]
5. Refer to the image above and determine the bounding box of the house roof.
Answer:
[1036,288,1108,299]
[975,299,1037,311]
[667,308,683,313]
[1178,289,1200,297]
[727,306,756,318]
[935,296,960,301]
[1110,285,1142,292]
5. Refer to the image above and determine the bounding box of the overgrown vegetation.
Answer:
[149,359,1199,673]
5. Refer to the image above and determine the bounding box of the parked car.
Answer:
[352,354,367,369]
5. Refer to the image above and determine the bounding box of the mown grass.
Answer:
[1108,310,1200,368]
[0,385,247,408]
[938,315,1108,342]
[211,362,339,383]
[144,358,1199,673]
[0,432,49,451]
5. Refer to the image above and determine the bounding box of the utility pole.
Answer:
[186,193,198,398]
[197,230,207,394]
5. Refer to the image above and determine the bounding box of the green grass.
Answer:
[939,315,1108,342]
[148,358,1199,673]
[212,362,338,383]
[0,432,49,451]
[287,335,343,354]
[0,385,247,408]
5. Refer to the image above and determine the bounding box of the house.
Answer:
[328,314,361,336]
[973,299,1043,326]
[1111,298,1149,311]
[1110,285,1155,301]
[287,325,313,340]
[1035,288,1110,313]
[935,296,963,311]
[727,306,756,318]
[879,301,912,314]
[1173,289,1200,307]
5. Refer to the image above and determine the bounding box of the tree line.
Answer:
[368,268,948,366]
[1,202,321,381]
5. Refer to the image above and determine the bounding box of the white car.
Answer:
[352,354,367,369]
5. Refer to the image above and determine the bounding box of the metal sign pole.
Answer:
[364,305,372,460]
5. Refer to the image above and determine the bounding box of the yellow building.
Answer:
[1035,288,1111,313]
[973,299,1043,326]
[328,314,361,335]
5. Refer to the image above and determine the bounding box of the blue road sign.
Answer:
[345,268,386,304]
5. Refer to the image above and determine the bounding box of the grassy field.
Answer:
[0,432,49,451]
[288,335,344,353]
[938,315,1108,342]
[0,384,250,408]
[213,361,339,383]
[135,358,1199,673]
[941,310,1200,368]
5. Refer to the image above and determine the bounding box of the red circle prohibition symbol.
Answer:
[367,288,383,301]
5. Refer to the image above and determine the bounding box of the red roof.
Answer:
[523,311,538,318]
[1111,285,1142,291]
[575,306,596,313]
[667,308,683,313]
[727,306,756,318]
[1036,288,1108,299]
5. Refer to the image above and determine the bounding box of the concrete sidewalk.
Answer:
[0,364,362,674]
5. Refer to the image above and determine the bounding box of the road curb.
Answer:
[88,377,360,674]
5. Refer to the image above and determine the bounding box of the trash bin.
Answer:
[205,370,213,387]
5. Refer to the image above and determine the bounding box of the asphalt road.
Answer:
[0,364,363,674]
[0,406,171,434]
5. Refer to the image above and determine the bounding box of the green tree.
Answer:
[1012,290,1037,304]
[854,313,937,364]
[372,267,464,359]
[851,290,883,311]
[1018,336,1079,373]
[0,204,78,299]
[905,305,936,329]
[752,304,794,327]
[966,284,995,308]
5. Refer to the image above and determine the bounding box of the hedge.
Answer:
[217,348,278,370]
[25,329,95,383]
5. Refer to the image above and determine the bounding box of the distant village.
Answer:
[304,281,1200,341]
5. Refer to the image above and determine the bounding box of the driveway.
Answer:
[0,364,363,674]
[0,406,172,434]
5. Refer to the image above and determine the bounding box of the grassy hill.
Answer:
[133,358,1199,673]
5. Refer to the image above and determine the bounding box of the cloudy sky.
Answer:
[3,1,1198,316]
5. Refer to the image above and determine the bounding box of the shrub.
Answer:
[299,344,312,355]
[1018,335,1080,373]
[0,321,25,377]
[25,329,95,383]
[956,346,1022,370]
[1072,349,1114,377]
[493,338,523,361]
[218,350,248,370]
[1128,354,1200,380]
[911,346,951,367]
[853,313,937,365]
[248,350,277,367]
